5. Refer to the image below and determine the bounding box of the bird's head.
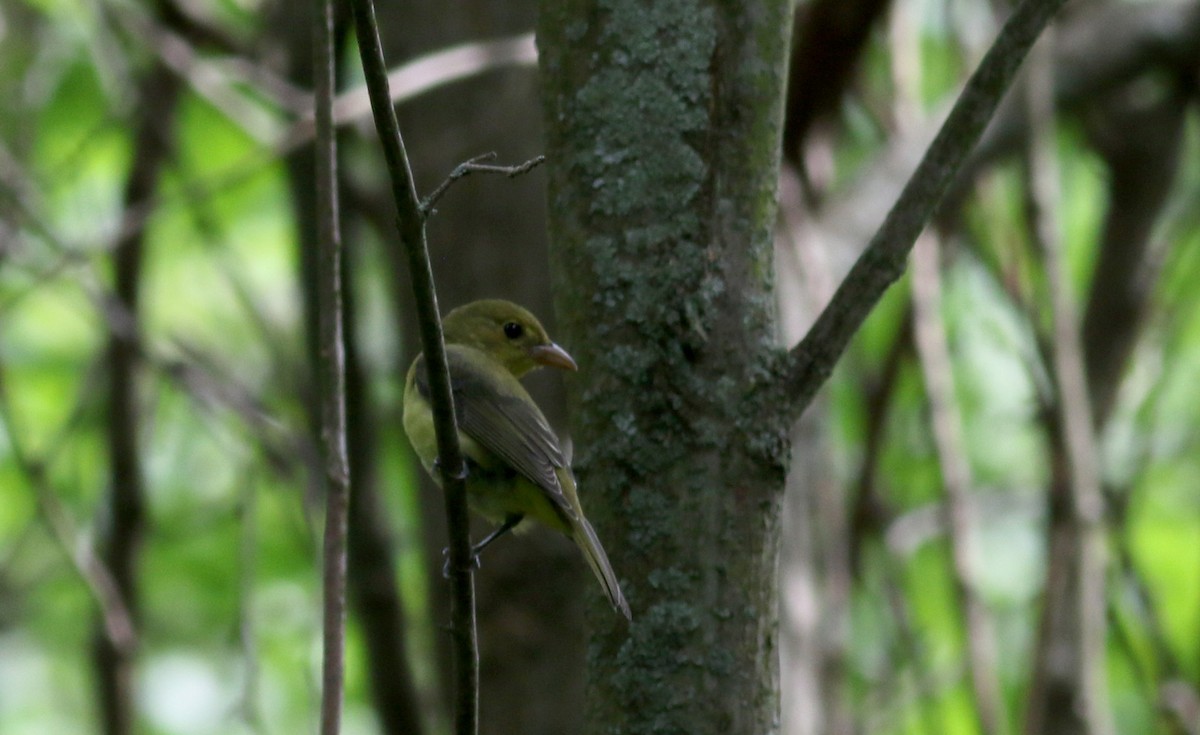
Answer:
[442,300,577,378]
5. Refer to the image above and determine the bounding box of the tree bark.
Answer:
[538,2,794,732]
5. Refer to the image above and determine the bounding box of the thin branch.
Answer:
[338,220,427,734]
[910,233,1007,735]
[346,1,478,734]
[234,471,263,732]
[887,24,1006,727]
[330,34,537,131]
[3,147,320,493]
[92,61,181,735]
[312,0,352,730]
[875,545,943,735]
[420,153,545,215]
[112,5,287,146]
[281,34,539,153]
[0,365,137,655]
[781,0,1068,419]
[0,33,538,262]
[1023,31,1113,735]
[848,312,911,576]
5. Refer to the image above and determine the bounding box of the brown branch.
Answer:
[848,313,911,576]
[326,34,537,135]
[783,2,1200,336]
[885,33,1003,729]
[312,0,352,730]
[233,473,263,730]
[420,153,545,214]
[1055,87,1188,734]
[910,233,1007,735]
[341,243,426,735]
[782,0,1069,421]
[93,62,181,735]
[967,1,1200,176]
[0,365,137,656]
[346,1,478,733]
[1022,32,1112,735]
[1080,81,1189,427]
[878,547,942,735]
[782,0,894,167]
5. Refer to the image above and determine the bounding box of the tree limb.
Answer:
[0,363,137,657]
[93,62,181,735]
[781,0,1068,421]
[312,0,352,729]
[910,233,1007,735]
[346,0,478,732]
[1022,32,1112,735]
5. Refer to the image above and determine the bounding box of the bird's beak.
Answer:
[528,342,578,371]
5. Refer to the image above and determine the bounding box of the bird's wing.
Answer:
[414,348,576,520]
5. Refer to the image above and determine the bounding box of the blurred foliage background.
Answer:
[1,0,1199,733]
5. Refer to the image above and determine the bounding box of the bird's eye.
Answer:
[503,322,524,340]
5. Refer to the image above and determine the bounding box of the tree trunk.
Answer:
[537,2,795,732]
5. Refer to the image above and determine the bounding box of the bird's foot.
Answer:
[431,456,469,481]
[441,546,481,579]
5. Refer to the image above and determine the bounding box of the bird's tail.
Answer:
[573,517,632,621]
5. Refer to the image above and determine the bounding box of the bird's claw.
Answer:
[441,546,481,579]
[432,457,469,481]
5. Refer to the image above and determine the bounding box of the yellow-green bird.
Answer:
[403,299,630,620]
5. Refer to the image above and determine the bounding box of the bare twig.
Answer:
[1023,31,1113,735]
[3,151,319,494]
[114,4,290,146]
[421,153,545,215]
[887,14,1007,725]
[336,211,426,733]
[782,0,1068,419]
[90,60,181,735]
[1079,80,1188,428]
[234,472,263,731]
[876,547,942,735]
[2,32,538,263]
[0,366,137,655]
[346,0,478,733]
[330,34,537,131]
[910,233,1007,735]
[848,311,911,576]
[312,0,352,730]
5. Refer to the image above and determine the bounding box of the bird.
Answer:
[403,299,631,620]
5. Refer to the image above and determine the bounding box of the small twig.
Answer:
[420,153,545,216]
[879,549,942,735]
[1023,30,1113,735]
[234,473,263,731]
[347,0,479,732]
[782,0,1068,421]
[2,169,318,495]
[312,0,352,730]
[888,12,1006,727]
[0,365,137,655]
[93,61,180,735]
[848,310,911,574]
[910,233,1007,735]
